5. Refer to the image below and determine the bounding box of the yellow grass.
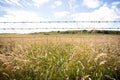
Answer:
[0,34,120,80]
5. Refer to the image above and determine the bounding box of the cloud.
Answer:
[112,1,120,5]
[68,0,79,11]
[54,0,62,6]
[0,10,45,21]
[71,4,120,28]
[71,4,120,21]
[53,11,70,18]
[1,0,33,8]
[51,5,56,9]
[32,0,49,7]
[0,10,72,33]
[112,1,120,13]
[82,0,101,8]
[51,0,62,9]
[5,0,21,6]
[0,9,47,33]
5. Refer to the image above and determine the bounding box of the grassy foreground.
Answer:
[0,34,120,80]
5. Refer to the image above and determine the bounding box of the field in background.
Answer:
[0,34,120,80]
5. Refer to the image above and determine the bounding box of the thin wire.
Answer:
[0,28,119,30]
[0,21,120,30]
[0,21,120,23]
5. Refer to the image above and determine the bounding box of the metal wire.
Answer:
[0,21,120,23]
[0,21,120,30]
[0,27,119,30]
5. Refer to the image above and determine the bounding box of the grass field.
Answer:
[0,34,120,80]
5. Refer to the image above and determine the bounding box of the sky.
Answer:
[0,0,120,33]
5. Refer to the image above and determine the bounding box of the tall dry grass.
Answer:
[0,34,120,80]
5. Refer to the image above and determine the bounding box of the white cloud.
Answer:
[5,0,21,6]
[0,10,45,21]
[68,0,75,9]
[32,0,49,7]
[112,1,120,5]
[0,10,47,33]
[71,4,120,21]
[51,5,56,9]
[53,11,70,18]
[82,0,101,8]
[0,10,73,33]
[112,1,120,14]
[68,0,79,11]
[71,4,120,28]
[51,0,62,9]
[54,0,62,6]
[3,0,33,7]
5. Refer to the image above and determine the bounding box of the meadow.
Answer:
[0,34,120,80]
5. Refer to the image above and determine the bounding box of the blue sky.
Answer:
[0,0,120,33]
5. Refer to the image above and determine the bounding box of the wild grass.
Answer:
[0,34,120,80]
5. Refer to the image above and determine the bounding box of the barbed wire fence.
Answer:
[0,21,120,30]
[0,21,120,49]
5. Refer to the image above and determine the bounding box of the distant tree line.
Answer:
[30,30,120,35]
[57,30,120,35]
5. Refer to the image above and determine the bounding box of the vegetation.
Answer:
[30,30,120,35]
[0,34,120,80]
